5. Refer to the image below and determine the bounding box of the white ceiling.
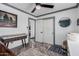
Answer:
[8,3,77,16]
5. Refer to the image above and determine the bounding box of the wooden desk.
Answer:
[0,33,27,48]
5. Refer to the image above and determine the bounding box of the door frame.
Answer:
[36,16,55,45]
[28,18,36,42]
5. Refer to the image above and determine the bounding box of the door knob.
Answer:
[40,32,43,33]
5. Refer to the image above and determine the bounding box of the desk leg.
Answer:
[22,39,26,48]
[24,39,26,45]
[24,39,26,47]
[22,40,24,47]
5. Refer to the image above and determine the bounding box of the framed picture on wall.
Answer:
[0,10,17,28]
[59,17,71,28]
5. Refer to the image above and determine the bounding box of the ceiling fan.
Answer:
[31,3,54,13]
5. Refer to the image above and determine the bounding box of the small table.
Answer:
[0,33,27,48]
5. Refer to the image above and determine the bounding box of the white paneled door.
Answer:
[43,19,53,44]
[36,18,54,44]
[36,20,44,42]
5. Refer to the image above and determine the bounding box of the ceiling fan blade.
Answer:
[31,7,36,13]
[40,4,54,8]
[36,3,40,5]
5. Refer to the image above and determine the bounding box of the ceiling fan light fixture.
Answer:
[36,5,41,9]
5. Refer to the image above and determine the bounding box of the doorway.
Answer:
[28,18,36,42]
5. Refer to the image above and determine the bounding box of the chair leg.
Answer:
[4,43,9,47]
[6,42,9,47]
